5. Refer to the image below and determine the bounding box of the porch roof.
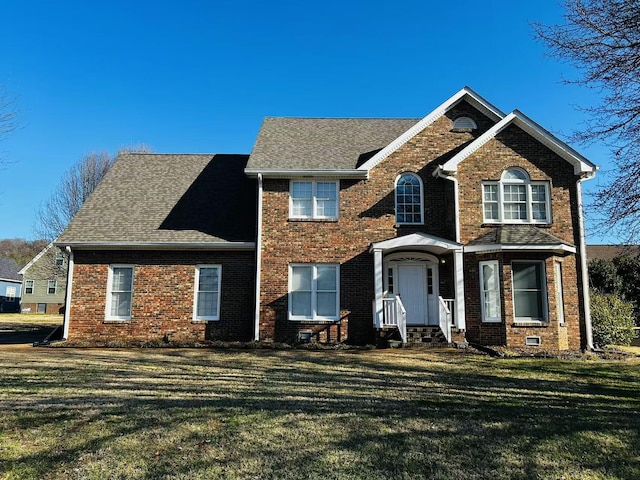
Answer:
[369,233,462,255]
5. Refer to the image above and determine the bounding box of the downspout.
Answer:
[253,173,263,342]
[434,166,465,330]
[62,246,74,340]
[577,173,595,350]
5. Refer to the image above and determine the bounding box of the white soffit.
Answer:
[440,110,597,176]
[358,87,505,172]
[370,232,462,254]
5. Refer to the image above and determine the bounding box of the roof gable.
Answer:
[357,86,505,172]
[437,110,597,176]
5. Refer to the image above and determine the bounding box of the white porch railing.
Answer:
[379,295,407,343]
[438,297,453,343]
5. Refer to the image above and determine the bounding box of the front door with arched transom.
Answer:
[385,253,439,326]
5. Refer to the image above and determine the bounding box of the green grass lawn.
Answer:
[0,348,638,480]
[0,313,63,326]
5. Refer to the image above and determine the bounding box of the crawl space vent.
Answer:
[298,330,313,343]
[525,336,542,347]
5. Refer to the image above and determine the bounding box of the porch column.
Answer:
[373,248,383,328]
[454,249,466,330]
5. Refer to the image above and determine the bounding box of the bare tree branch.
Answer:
[34,144,153,241]
[532,0,640,242]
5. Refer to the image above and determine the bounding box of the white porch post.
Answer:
[373,248,384,328]
[454,249,466,330]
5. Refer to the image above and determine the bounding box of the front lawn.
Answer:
[0,348,638,479]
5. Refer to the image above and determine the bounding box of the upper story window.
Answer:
[395,172,424,225]
[55,252,65,267]
[24,280,34,295]
[290,180,338,220]
[483,168,550,224]
[47,280,57,295]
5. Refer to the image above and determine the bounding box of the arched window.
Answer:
[395,172,423,224]
[483,167,550,223]
[452,116,477,131]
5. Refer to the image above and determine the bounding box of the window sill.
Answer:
[103,319,131,324]
[512,321,549,328]
[288,218,338,223]
[288,318,340,324]
[192,319,219,323]
[482,222,552,227]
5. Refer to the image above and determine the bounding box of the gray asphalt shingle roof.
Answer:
[467,225,574,247]
[247,117,419,170]
[57,154,257,245]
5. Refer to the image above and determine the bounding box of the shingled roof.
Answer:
[57,154,257,247]
[246,117,419,172]
[466,225,575,254]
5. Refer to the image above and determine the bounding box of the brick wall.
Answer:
[259,102,497,344]
[68,250,255,345]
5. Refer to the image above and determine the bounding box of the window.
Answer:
[512,261,548,322]
[289,264,339,320]
[290,180,338,219]
[6,286,16,301]
[194,265,222,321]
[106,265,134,320]
[555,261,565,325]
[47,280,57,295]
[24,280,34,295]
[37,303,46,314]
[479,260,501,322]
[395,173,423,224]
[483,168,550,223]
[55,252,65,267]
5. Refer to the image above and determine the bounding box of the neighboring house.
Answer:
[0,257,22,313]
[587,245,639,261]
[56,87,597,350]
[18,243,68,314]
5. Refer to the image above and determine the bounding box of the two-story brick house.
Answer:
[56,87,597,350]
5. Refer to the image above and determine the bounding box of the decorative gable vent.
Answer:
[452,116,477,131]
[525,336,542,347]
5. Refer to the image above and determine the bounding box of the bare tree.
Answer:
[34,144,152,241]
[532,0,640,241]
[0,84,18,162]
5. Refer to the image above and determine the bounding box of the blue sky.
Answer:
[0,0,614,241]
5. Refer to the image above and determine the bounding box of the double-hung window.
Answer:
[290,180,338,219]
[512,261,548,322]
[24,280,34,295]
[479,260,501,322]
[47,280,57,295]
[194,265,222,321]
[289,264,339,320]
[483,168,550,223]
[106,265,134,321]
[395,172,423,224]
[6,286,16,301]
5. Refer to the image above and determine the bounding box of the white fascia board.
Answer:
[18,241,56,275]
[358,87,506,173]
[244,169,368,179]
[0,277,22,284]
[464,244,577,254]
[441,111,597,175]
[370,232,463,253]
[54,241,256,251]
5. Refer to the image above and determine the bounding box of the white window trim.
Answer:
[105,264,134,321]
[193,264,222,321]
[479,260,501,323]
[482,168,551,224]
[55,252,65,267]
[511,260,549,323]
[47,280,57,295]
[289,180,339,220]
[288,263,340,321]
[6,286,16,301]
[24,280,34,295]
[394,172,424,225]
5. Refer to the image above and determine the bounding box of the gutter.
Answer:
[577,172,596,350]
[244,168,368,179]
[53,241,256,251]
[253,173,263,341]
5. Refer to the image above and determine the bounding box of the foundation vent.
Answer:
[525,336,542,347]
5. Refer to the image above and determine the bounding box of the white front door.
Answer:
[398,264,428,325]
